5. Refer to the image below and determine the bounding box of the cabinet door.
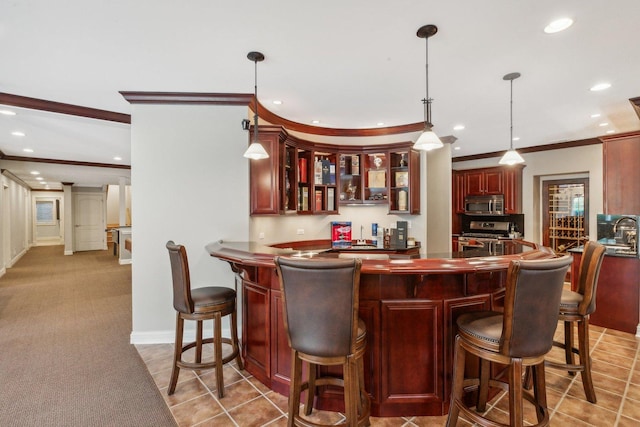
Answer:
[483,169,504,194]
[464,171,485,195]
[503,166,523,213]
[242,281,271,385]
[250,127,287,215]
[453,171,465,213]
[379,300,443,410]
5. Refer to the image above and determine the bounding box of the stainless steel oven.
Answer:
[458,220,511,255]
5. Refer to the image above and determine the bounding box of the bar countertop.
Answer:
[206,239,543,274]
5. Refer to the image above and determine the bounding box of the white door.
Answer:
[73,193,105,251]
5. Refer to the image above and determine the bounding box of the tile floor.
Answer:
[137,322,640,426]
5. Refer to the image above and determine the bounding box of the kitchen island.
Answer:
[207,239,551,417]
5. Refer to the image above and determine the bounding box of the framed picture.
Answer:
[395,171,409,187]
[368,170,386,188]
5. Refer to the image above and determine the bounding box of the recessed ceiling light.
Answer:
[512,137,520,141]
[544,18,574,34]
[0,109,16,116]
[272,100,282,105]
[599,122,609,127]
[590,113,601,118]
[30,171,40,175]
[113,156,122,161]
[36,177,43,181]
[590,82,611,91]
[40,181,47,185]
[606,130,615,134]
[377,122,385,126]
[453,125,465,131]
[453,146,461,151]
[311,120,320,124]
[23,148,34,153]
[11,131,25,137]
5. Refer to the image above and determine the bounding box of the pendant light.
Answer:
[499,72,525,165]
[243,51,269,160]
[413,24,443,152]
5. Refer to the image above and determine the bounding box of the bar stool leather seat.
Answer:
[166,240,243,398]
[275,256,370,427]
[545,241,605,403]
[446,254,572,427]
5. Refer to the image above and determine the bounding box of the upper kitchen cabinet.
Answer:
[249,126,289,215]
[339,143,420,214]
[465,168,503,196]
[453,165,524,214]
[389,147,420,214]
[250,127,420,215]
[602,132,640,215]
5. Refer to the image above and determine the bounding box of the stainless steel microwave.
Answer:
[464,195,504,215]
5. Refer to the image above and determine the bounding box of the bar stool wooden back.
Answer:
[545,240,605,403]
[166,241,242,398]
[446,254,572,427]
[274,256,370,427]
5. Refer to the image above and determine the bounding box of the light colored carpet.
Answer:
[0,246,176,427]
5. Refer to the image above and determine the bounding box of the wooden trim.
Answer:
[630,97,640,120]
[120,91,253,105]
[257,102,425,137]
[0,151,130,170]
[452,137,602,162]
[0,92,130,124]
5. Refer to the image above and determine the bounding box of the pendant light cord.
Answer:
[253,58,259,143]
[509,78,514,150]
[424,35,432,128]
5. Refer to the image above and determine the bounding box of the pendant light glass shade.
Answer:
[243,141,269,159]
[243,51,269,160]
[499,148,525,165]
[413,127,443,151]
[413,25,443,152]
[499,72,524,165]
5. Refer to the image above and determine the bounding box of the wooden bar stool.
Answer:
[545,241,605,403]
[165,241,243,398]
[275,256,370,427]
[446,254,572,427]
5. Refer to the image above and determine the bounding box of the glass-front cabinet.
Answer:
[250,126,420,215]
[339,154,362,204]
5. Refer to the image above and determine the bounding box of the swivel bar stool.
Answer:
[447,254,572,427]
[166,241,243,398]
[545,240,605,403]
[275,256,370,427]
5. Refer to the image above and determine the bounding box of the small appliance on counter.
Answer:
[331,221,352,249]
[596,214,638,256]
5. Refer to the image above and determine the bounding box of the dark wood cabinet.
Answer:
[464,169,503,196]
[571,252,640,334]
[452,165,524,214]
[250,127,420,215]
[602,132,640,214]
[249,126,288,215]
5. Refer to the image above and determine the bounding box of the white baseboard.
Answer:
[64,250,74,255]
[119,259,132,265]
[130,326,237,345]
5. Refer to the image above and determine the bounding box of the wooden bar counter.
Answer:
[206,239,550,417]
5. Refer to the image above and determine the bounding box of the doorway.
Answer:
[34,196,63,246]
[542,178,589,253]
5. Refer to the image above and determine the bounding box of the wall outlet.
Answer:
[297,229,305,235]
[407,220,412,229]
[259,232,265,239]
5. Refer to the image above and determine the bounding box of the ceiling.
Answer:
[1,0,639,190]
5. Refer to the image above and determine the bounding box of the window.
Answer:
[36,200,57,225]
